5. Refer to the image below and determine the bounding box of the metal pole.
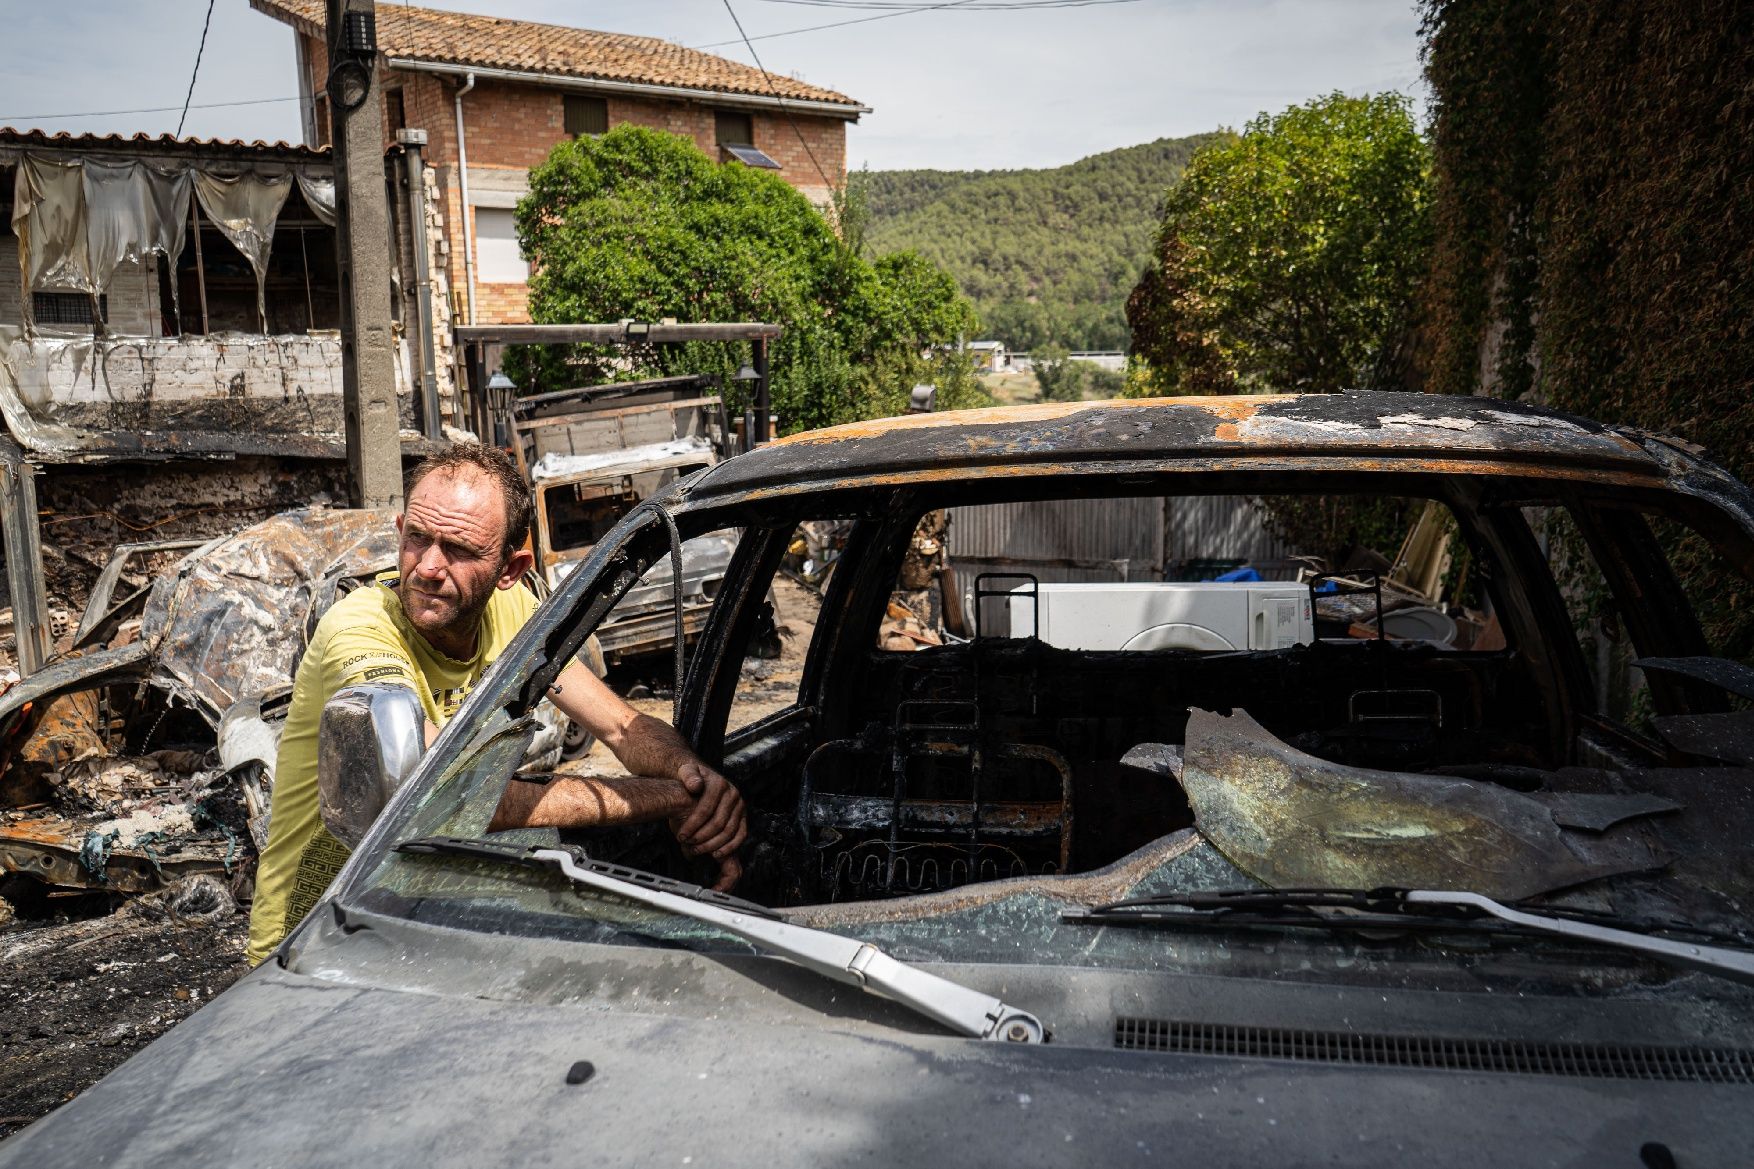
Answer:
[328,0,404,510]
[0,439,51,674]
[453,73,478,327]
[398,128,443,441]
[752,336,770,444]
[189,195,209,335]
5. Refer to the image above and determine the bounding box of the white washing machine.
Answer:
[1000,581,1313,651]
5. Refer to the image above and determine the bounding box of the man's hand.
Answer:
[670,761,747,891]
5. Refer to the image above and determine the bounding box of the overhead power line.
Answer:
[718,0,837,192]
[696,0,1127,47]
[696,0,980,49]
[756,0,1138,7]
[176,0,220,137]
[0,95,307,126]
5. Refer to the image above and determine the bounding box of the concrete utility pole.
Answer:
[0,438,51,675]
[396,128,444,442]
[327,0,403,510]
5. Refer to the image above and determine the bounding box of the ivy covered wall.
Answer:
[1421,0,1754,474]
[1421,0,1754,661]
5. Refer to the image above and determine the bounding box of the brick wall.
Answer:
[473,276,530,322]
[0,236,163,336]
[297,35,853,325]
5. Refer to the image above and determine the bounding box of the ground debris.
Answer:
[0,875,248,1139]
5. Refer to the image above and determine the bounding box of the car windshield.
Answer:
[347,475,1754,1004]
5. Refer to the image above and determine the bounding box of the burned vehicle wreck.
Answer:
[10,392,1754,1166]
[0,509,401,898]
[0,507,575,904]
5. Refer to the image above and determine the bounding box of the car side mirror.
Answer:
[318,684,426,849]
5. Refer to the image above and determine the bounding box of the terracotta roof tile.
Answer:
[0,126,326,159]
[250,0,864,111]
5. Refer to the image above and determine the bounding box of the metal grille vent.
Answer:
[1114,1018,1754,1085]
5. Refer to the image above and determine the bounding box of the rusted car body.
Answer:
[529,435,734,664]
[8,392,1754,1166]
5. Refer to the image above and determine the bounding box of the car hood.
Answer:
[0,936,1744,1168]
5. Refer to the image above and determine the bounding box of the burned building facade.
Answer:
[0,128,458,674]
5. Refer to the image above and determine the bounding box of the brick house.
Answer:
[250,0,868,325]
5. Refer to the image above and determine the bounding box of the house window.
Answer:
[715,109,780,169]
[474,208,528,284]
[32,291,106,326]
[715,109,754,147]
[386,88,406,134]
[564,94,608,137]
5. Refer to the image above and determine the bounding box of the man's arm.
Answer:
[489,773,690,830]
[530,660,747,870]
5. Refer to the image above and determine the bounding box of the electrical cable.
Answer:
[717,0,837,192]
[0,95,308,124]
[694,0,984,48]
[175,0,220,137]
[757,0,1138,7]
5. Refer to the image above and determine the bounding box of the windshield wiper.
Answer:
[1064,887,1754,987]
[396,836,1046,1043]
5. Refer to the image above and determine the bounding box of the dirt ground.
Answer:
[574,575,820,774]
[0,577,821,1141]
[982,370,1041,405]
[0,877,248,1139]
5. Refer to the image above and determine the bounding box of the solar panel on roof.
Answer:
[723,144,781,170]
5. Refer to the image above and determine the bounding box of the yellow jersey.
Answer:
[245,574,537,964]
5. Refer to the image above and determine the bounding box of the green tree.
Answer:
[860,135,1222,352]
[512,125,985,432]
[1032,347,1126,403]
[1031,343,1082,401]
[1125,94,1432,395]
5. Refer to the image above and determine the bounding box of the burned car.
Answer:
[0,508,401,896]
[529,435,735,665]
[7,391,1754,1166]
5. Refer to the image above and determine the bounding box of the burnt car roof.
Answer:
[689,391,1701,504]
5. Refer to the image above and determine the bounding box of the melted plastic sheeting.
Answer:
[295,172,338,227]
[82,161,192,297]
[12,156,91,309]
[193,171,292,325]
[142,507,399,721]
[12,157,196,312]
[1180,708,1669,901]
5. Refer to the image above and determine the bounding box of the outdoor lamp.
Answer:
[487,371,516,446]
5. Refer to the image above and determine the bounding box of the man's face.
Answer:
[395,467,519,651]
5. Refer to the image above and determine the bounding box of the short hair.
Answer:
[404,442,533,561]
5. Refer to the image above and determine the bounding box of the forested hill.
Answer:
[858,133,1224,352]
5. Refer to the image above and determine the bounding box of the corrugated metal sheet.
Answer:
[1166,495,1288,566]
[948,495,1287,582]
[949,498,1163,570]
[951,559,1134,587]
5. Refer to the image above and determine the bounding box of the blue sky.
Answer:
[0,0,1427,170]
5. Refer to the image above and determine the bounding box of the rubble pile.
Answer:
[0,508,399,927]
[0,874,249,1139]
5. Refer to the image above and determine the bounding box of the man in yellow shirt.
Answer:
[247,444,745,964]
